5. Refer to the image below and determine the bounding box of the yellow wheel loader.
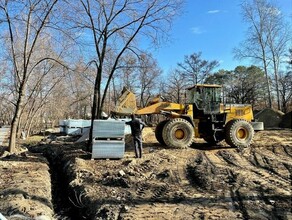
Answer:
[112,85,263,149]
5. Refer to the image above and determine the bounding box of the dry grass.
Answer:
[24,135,44,146]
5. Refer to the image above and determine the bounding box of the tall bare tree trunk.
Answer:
[88,67,102,151]
[274,65,281,110]
[9,85,25,152]
[263,59,272,108]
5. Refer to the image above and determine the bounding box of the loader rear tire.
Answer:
[162,118,194,148]
[225,119,254,149]
[155,120,168,145]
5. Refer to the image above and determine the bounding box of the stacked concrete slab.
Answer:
[108,118,131,134]
[91,120,126,159]
[59,120,67,133]
[59,119,91,135]
[75,118,131,143]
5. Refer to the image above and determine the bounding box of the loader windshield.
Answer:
[186,84,222,113]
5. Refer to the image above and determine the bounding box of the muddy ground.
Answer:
[0,128,292,220]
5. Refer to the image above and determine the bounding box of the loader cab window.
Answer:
[187,85,222,114]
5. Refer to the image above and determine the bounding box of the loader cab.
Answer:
[186,84,222,115]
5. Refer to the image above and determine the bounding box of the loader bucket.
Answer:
[111,87,137,116]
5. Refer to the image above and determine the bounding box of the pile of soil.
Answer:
[125,127,157,147]
[279,111,292,128]
[254,108,284,128]
[0,153,54,220]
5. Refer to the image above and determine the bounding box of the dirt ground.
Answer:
[0,128,292,220]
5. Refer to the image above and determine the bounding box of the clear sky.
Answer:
[151,0,292,73]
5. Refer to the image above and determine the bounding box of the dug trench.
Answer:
[29,142,91,220]
[1,128,291,219]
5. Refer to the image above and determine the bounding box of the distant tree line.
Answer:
[159,51,292,112]
[0,0,290,152]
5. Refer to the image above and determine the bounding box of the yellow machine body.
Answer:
[112,84,263,148]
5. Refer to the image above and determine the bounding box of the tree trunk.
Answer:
[88,89,98,152]
[272,59,281,111]
[9,89,25,152]
[88,67,102,151]
[275,73,280,111]
[16,113,23,138]
[26,108,40,138]
[263,59,272,108]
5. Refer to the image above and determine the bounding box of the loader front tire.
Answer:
[225,119,254,149]
[162,118,194,148]
[155,120,168,145]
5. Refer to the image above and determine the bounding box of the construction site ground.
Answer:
[0,128,292,220]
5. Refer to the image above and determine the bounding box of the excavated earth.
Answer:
[0,128,292,220]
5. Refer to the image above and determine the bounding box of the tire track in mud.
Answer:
[87,131,292,219]
[250,149,291,184]
[203,154,249,219]
[229,189,250,220]
[219,149,291,219]
[253,147,291,175]
[270,145,292,180]
[134,152,189,202]
[216,150,291,192]
[251,146,292,218]
[203,151,251,219]
[171,151,198,188]
[256,184,289,220]
[283,145,292,157]
[187,149,292,219]
[186,151,218,191]
[268,145,292,171]
[136,182,150,198]
[262,145,292,166]
[135,181,171,201]
[152,184,169,200]
[119,204,195,220]
[271,144,292,157]
[120,151,202,220]
[186,151,249,218]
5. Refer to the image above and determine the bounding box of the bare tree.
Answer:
[0,0,64,152]
[234,0,291,110]
[178,52,219,86]
[0,61,14,125]
[0,91,14,126]
[266,8,291,110]
[137,53,162,107]
[68,0,183,149]
[119,54,139,92]
[163,69,187,103]
[278,71,292,113]
[22,61,67,137]
[278,49,292,113]
[109,52,162,110]
[66,60,94,119]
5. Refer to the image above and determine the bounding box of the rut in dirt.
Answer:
[186,149,292,219]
